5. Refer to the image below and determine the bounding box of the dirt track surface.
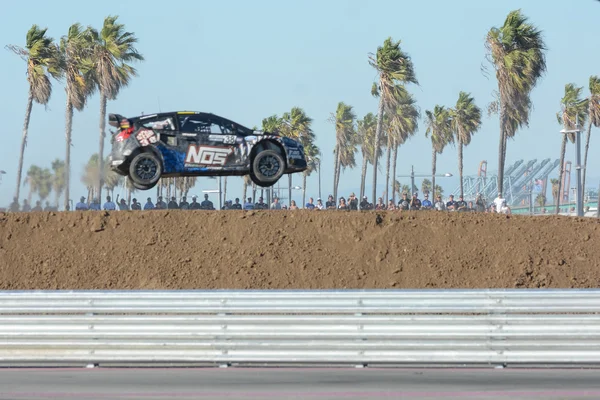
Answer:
[1,210,599,290]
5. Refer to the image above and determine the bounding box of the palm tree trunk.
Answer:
[556,135,568,215]
[97,93,107,205]
[288,174,292,206]
[15,91,34,202]
[242,180,247,202]
[252,183,257,203]
[385,140,391,205]
[223,177,228,203]
[391,144,398,204]
[360,152,368,200]
[334,144,342,201]
[127,187,131,206]
[333,145,339,200]
[431,146,437,200]
[458,140,464,198]
[64,99,74,211]
[582,121,593,197]
[372,94,385,203]
[497,104,506,195]
[302,173,307,208]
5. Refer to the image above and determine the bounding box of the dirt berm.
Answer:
[1,211,599,289]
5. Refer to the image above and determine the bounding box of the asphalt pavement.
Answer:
[1,367,600,399]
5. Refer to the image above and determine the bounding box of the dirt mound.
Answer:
[0,210,599,289]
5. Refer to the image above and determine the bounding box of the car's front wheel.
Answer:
[129,152,162,190]
[251,149,285,187]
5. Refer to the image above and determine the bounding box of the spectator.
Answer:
[270,197,282,210]
[386,200,395,210]
[374,197,385,210]
[421,193,432,210]
[118,198,129,211]
[493,192,510,214]
[168,197,179,209]
[348,193,358,210]
[89,198,101,211]
[446,195,457,211]
[9,197,19,212]
[398,193,410,211]
[131,198,141,210]
[155,196,167,210]
[179,197,189,210]
[143,197,155,210]
[21,199,31,212]
[31,200,43,212]
[338,197,348,210]
[189,196,201,210]
[75,197,88,211]
[103,196,116,211]
[243,197,255,210]
[360,196,370,210]
[231,198,242,210]
[325,195,336,210]
[44,201,56,212]
[475,194,486,212]
[289,200,299,210]
[467,201,475,212]
[434,195,446,211]
[305,197,315,210]
[455,195,467,212]
[255,197,268,210]
[410,193,422,210]
[316,198,324,210]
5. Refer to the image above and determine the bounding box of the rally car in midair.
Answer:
[108,111,307,190]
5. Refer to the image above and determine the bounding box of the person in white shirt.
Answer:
[270,197,282,210]
[315,198,324,210]
[493,192,510,214]
[243,197,255,210]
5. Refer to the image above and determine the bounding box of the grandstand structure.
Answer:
[452,159,561,207]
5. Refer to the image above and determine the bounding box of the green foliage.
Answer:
[535,193,546,207]
[421,179,432,194]
[451,91,482,146]
[425,105,453,153]
[358,113,380,164]
[334,102,358,170]
[557,83,589,143]
[434,184,444,197]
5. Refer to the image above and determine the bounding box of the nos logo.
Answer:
[185,145,233,166]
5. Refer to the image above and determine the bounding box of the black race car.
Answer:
[108,111,307,190]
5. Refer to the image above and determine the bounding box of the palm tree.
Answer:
[357,113,378,199]
[450,91,482,198]
[242,175,252,203]
[122,177,136,205]
[535,194,546,211]
[388,89,419,203]
[7,25,61,202]
[24,165,43,203]
[90,15,144,203]
[301,142,320,208]
[486,10,546,195]
[583,76,600,194]
[281,108,314,204]
[37,168,53,202]
[60,23,96,210]
[434,184,444,198]
[555,83,588,214]
[330,102,356,201]
[421,179,432,195]
[425,105,453,199]
[82,154,101,201]
[369,37,417,203]
[103,157,122,198]
[50,159,66,207]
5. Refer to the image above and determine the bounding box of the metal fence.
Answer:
[1,289,600,366]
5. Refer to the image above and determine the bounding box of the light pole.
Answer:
[561,118,584,217]
[397,165,453,197]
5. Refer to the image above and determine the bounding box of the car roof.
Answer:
[133,111,253,131]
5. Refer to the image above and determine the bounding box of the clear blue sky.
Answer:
[1,0,598,207]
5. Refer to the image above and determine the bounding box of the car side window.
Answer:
[180,115,211,134]
[141,116,175,131]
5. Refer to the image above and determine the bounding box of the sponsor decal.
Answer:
[136,129,158,146]
[208,135,237,144]
[185,145,233,166]
[287,149,304,160]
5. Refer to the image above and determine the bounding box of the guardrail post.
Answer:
[86,298,99,369]
[354,298,368,368]
[218,298,231,368]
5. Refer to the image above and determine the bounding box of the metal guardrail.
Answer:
[1,290,600,366]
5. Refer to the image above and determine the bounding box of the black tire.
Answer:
[129,152,162,190]
[251,149,285,187]
[128,177,154,191]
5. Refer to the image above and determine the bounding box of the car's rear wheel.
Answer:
[129,152,161,190]
[251,149,285,187]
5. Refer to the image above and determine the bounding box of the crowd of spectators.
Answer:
[5,191,512,214]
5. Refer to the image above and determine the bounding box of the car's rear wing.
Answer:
[108,113,132,130]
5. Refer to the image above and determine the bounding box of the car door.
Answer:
[179,114,240,171]
[136,113,180,173]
